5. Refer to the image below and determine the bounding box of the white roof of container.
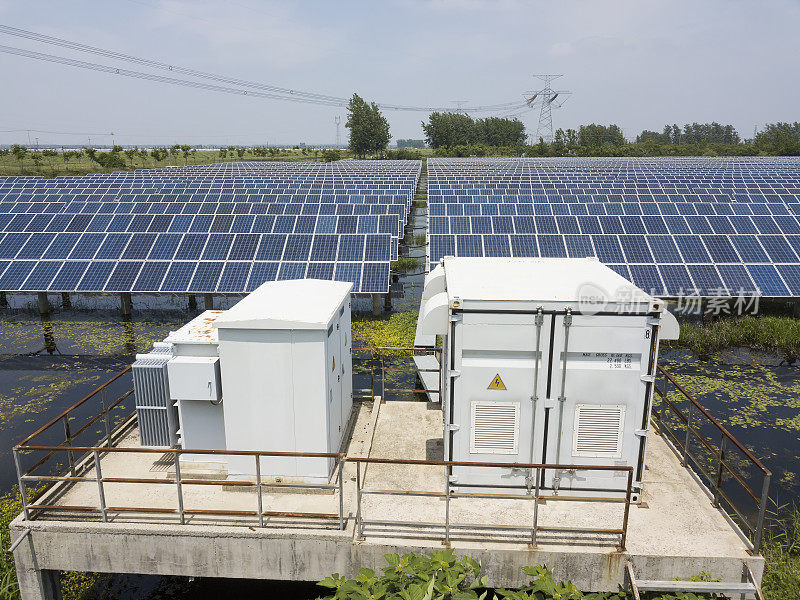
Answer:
[164,310,224,345]
[213,279,352,330]
[441,257,652,304]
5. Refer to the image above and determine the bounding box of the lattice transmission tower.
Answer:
[525,75,571,144]
[334,116,342,147]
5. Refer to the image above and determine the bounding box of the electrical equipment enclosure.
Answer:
[132,342,178,448]
[164,311,227,465]
[213,279,353,482]
[419,257,679,500]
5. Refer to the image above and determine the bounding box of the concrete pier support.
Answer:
[13,536,62,600]
[0,291,7,308]
[37,293,49,316]
[61,293,71,309]
[188,295,198,312]
[120,293,132,317]
[371,293,382,316]
[204,293,214,310]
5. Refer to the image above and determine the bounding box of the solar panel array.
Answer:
[428,157,800,297]
[0,161,420,294]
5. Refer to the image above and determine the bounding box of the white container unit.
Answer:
[213,279,353,482]
[164,310,227,465]
[419,257,679,500]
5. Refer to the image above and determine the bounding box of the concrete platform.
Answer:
[10,401,762,600]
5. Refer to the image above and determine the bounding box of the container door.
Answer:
[450,311,552,488]
[543,313,653,493]
[326,320,343,456]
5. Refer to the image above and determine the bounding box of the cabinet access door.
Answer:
[543,313,653,493]
[451,311,552,488]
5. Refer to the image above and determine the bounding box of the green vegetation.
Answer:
[391,256,421,273]
[323,148,342,162]
[423,113,526,148]
[317,550,742,600]
[346,93,391,158]
[665,316,800,362]
[762,503,800,600]
[397,139,425,149]
[0,146,352,178]
[1,489,100,600]
[352,311,417,350]
[417,116,800,157]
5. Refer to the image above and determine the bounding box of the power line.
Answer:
[0,25,529,113]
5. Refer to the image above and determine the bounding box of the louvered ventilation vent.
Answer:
[572,404,626,458]
[470,400,520,455]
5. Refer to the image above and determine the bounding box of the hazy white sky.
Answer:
[1,0,798,146]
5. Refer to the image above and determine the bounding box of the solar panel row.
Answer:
[427,157,800,298]
[0,161,421,294]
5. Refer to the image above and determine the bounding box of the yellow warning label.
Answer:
[487,373,506,390]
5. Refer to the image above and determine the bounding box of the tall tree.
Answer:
[422,112,477,148]
[578,124,626,148]
[346,93,391,158]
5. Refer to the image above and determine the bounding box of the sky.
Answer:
[0,0,798,147]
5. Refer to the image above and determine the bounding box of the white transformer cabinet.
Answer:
[213,279,353,482]
[164,310,227,465]
[419,257,679,500]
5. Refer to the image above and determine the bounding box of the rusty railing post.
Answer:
[620,469,633,551]
[13,448,31,521]
[444,466,451,546]
[102,388,112,446]
[753,472,771,553]
[338,456,345,531]
[63,416,76,477]
[531,466,541,548]
[174,451,185,525]
[683,402,693,467]
[255,454,264,528]
[355,462,363,539]
[713,434,727,507]
[93,449,108,522]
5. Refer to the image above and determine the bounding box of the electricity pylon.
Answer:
[525,75,571,144]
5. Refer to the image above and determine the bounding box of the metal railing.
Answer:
[652,365,771,553]
[351,457,634,550]
[14,366,633,548]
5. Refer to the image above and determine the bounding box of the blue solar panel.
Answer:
[217,262,251,292]
[629,264,665,296]
[133,261,169,292]
[686,265,725,296]
[659,264,695,296]
[160,262,196,292]
[674,236,711,263]
[22,261,61,290]
[758,236,797,262]
[77,262,115,291]
[730,236,768,262]
[337,235,364,261]
[747,264,790,296]
[307,262,334,280]
[278,261,307,281]
[247,262,279,291]
[43,233,80,259]
[105,261,143,291]
[334,262,361,289]
[122,233,157,260]
[364,235,390,261]
[483,234,511,257]
[592,235,624,262]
